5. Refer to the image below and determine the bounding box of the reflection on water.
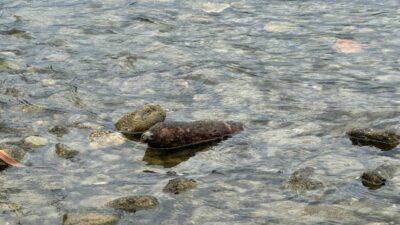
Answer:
[143,143,216,168]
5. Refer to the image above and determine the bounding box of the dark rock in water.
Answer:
[141,121,244,150]
[163,177,197,194]
[143,143,213,168]
[62,212,119,225]
[0,28,32,39]
[287,167,324,192]
[346,128,400,151]
[115,104,166,134]
[0,143,26,170]
[49,126,69,137]
[105,195,158,213]
[55,143,79,159]
[361,164,398,190]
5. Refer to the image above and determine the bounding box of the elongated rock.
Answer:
[346,128,400,151]
[141,121,244,150]
[115,104,166,133]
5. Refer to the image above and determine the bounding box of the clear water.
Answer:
[1,0,400,224]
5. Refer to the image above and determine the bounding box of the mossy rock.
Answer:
[105,195,158,213]
[115,104,166,133]
[163,177,197,194]
[287,167,324,192]
[346,128,400,151]
[361,164,398,190]
[55,143,79,159]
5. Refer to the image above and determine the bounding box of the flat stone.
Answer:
[115,104,166,133]
[62,212,118,225]
[163,177,197,194]
[55,143,79,159]
[24,136,48,146]
[105,195,158,213]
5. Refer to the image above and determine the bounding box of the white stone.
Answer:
[24,136,48,146]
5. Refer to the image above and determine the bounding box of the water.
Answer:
[1,0,400,224]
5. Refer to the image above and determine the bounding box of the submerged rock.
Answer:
[346,128,400,151]
[115,104,166,133]
[49,126,69,137]
[89,130,126,149]
[0,28,32,39]
[287,167,324,192]
[0,144,25,170]
[163,177,197,194]
[24,136,48,147]
[105,195,158,213]
[141,121,244,150]
[62,212,119,225]
[55,143,79,159]
[361,164,398,190]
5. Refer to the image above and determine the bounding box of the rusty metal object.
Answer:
[141,121,244,150]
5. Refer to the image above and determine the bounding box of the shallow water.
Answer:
[1,0,400,224]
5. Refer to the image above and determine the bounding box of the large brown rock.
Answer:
[141,121,244,150]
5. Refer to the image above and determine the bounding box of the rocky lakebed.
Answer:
[1,0,400,224]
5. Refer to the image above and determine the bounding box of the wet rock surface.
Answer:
[115,104,166,133]
[287,167,324,192]
[62,212,119,225]
[55,143,79,159]
[361,164,398,189]
[346,128,400,151]
[105,195,159,213]
[49,126,69,137]
[0,143,26,169]
[141,121,244,150]
[163,177,197,194]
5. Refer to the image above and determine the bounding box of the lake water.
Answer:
[0,0,400,224]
